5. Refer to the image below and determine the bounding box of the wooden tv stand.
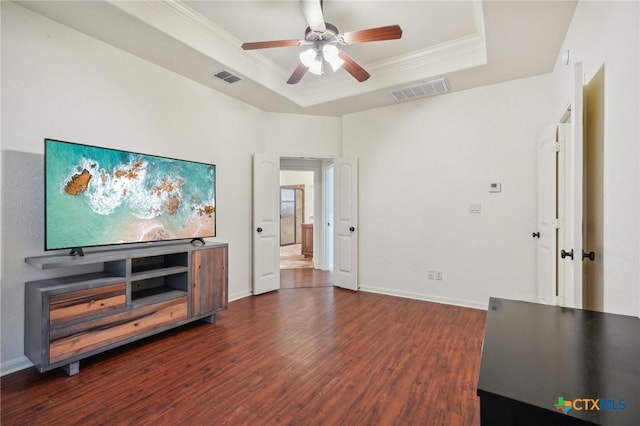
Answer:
[24,242,228,376]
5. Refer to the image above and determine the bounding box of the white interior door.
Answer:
[570,62,585,309]
[557,123,568,306]
[535,126,557,305]
[559,62,585,309]
[333,157,358,291]
[252,153,280,295]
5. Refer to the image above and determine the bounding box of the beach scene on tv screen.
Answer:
[46,140,215,250]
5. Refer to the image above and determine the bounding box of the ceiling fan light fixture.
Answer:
[300,47,324,75]
[327,56,344,72]
[241,0,402,84]
[322,44,339,61]
[308,59,323,75]
[299,48,317,67]
[322,44,344,72]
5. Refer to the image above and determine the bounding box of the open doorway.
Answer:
[582,65,604,311]
[279,158,333,289]
[253,154,357,294]
[279,171,314,269]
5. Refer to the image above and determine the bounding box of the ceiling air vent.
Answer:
[212,70,241,84]
[389,78,449,102]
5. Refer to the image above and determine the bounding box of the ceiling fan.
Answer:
[241,0,402,84]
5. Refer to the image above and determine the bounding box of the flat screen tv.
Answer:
[45,139,215,254]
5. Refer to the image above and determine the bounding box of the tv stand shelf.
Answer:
[24,242,228,376]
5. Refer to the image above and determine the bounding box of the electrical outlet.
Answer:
[435,271,443,280]
[428,271,435,280]
[488,182,502,193]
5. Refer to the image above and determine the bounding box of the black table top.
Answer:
[477,298,640,426]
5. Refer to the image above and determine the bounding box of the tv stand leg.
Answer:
[190,238,206,246]
[62,361,79,376]
[200,314,216,324]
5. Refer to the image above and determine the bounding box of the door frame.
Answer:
[280,157,327,270]
[323,161,335,272]
[253,153,358,294]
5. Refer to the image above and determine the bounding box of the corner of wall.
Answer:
[1,356,33,377]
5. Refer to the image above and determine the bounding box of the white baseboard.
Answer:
[229,290,252,302]
[1,356,33,376]
[359,285,488,310]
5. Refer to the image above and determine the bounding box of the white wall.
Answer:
[5,0,636,380]
[264,112,341,157]
[0,1,257,372]
[0,3,340,374]
[549,1,639,316]
[343,75,551,309]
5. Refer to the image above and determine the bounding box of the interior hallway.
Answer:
[280,243,332,289]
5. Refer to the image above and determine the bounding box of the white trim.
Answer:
[277,153,335,161]
[322,161,335,272]
[359,284,488,311]
[229,290,252,302]
[279,158,327,271]
[1,356,33,377]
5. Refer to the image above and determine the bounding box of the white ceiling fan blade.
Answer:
[300,0,326,32]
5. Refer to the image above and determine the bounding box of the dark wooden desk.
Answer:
[477,298,639,426]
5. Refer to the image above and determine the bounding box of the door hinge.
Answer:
[553,219,563,229]
[554,142,565,152]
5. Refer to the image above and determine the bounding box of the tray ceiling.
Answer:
[15,0,577,116]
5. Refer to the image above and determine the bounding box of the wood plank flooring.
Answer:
[280,268,333,289]
[1,288,486,426]
[280,244,313,269]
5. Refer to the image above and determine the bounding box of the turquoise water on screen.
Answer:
[45,140,215,249]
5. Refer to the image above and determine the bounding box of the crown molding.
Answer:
[108,0,487,108]
[107,0,308,104]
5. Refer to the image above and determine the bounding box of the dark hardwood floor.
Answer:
[1,288,486,425]
[280,268,333,289]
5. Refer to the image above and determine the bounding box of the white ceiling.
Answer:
[15,0,577,117]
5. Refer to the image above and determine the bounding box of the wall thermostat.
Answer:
[489,182,502,193]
